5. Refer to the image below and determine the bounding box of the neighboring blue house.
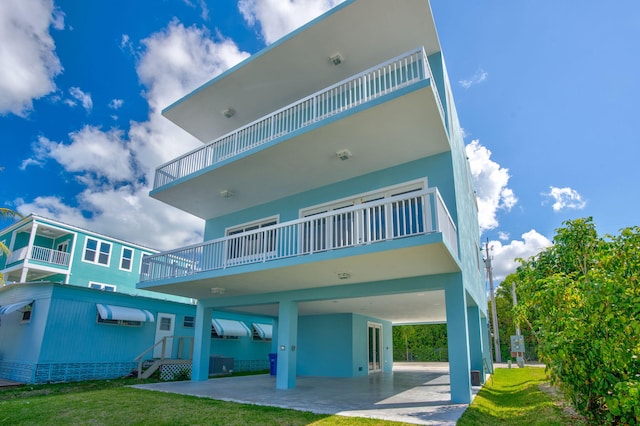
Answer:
[0,216,274,383]
[138,0,491,403]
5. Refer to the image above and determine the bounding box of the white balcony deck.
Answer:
[153,48,444,192]
[140,188,457,291]
[6,246,70,268]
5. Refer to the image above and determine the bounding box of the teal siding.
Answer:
[297,314,353,377]
[205,154,456,241]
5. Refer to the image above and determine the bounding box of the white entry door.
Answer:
[368,322,383,373]
[153,313,175,358]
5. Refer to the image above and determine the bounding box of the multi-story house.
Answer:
[138,0,490,403]
[0,215,273,383]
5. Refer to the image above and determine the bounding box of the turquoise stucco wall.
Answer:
[297,314,353,377]
[204,154,457,242]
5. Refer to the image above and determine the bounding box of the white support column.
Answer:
[276,300,298,390]
[20,222,38,282]
[445,280,472,403]
[191,303,213,381]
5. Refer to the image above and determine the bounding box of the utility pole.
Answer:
[484,240,502,363]
[511,280,520,336]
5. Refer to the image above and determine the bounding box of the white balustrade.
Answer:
[153,47,442,189]
[140,188,457,283]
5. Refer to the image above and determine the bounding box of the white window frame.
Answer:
[298,179,427,251]
[83,237,112,267]
[140,252,152,275]
[119,247,134,271]
[89,281,117,292]
[225,215,279,263]
[20,302,33,324]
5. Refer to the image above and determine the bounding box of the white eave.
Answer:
[161,0,441,143]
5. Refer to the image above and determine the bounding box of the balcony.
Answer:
[140,188,458,292]
[153,47,444,192]
[7,246,71,268]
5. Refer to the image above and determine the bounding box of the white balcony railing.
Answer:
[153,47,442,190]
[6,246,70,267]
[140,188,457,283]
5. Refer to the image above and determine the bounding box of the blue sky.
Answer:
[1,0,638,282]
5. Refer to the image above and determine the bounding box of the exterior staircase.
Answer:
[135,336,193,379]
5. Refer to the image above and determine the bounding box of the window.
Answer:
[140,253,151,275]
[89,282,116,292]
[299,180,426,251]
[211,327,238,340]
[183,315,195,328]
[21,303,33,324]
[83,238,111,266]
[159,316,172,331]
[226,217,278,263]
[96,314,141,327]
[120,247,133,271]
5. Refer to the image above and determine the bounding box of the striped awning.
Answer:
[96,304,155,322]
[0,300,33,315]
[252,323,273,339]
[212,318,251,337]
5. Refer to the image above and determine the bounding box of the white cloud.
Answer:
[459,68,488,89]
[0,0,63,116]
[68,87,93,111]
[135,19,249,111]
[28,128,134,184]
[498,231,510,241]
[544,186,586,212]
[183,0,209,21]
[108,99,124,110]
[487,230,552,283]
[238,0,345,44]
[466,140,518,232]
[17,20,250,250]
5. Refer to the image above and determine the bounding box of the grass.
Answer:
[457,367,588,425]
[0,376,410,426]
[0,367,586,425]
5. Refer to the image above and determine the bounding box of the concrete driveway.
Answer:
[133,362,482,425]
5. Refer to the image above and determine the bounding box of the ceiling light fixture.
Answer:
[329,53,344,66]
[337,272,351,280]
[211,287,226,295]
[219,190,234,198]
[336,149,352,161]
[222,108,235,118]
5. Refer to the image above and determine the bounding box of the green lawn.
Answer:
[0,377,409,426]
[0,368,584,425]
[458,367,587,425]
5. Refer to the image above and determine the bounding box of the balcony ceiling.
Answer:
[152,85,449,220]
[139,240,460,324]
[162,0,441,143]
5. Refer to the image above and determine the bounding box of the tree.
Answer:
[511,218,639,424]
[0,207,24,282]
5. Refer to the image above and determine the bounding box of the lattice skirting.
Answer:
[0,361,35,383]
[33,362,135,384]
[160,364,192,381]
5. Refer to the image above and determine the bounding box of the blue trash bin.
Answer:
[268,353,277,375]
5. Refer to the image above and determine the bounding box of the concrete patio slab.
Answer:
[133,362,482,425]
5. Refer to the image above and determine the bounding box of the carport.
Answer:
[133,362,482,425]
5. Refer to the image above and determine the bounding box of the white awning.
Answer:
[252,323,273,339]
[96,304,155,322]
[0,300,33,315]
[212,318,251,337]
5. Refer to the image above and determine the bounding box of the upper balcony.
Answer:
[139,188,460,300]
[151,48,450,220]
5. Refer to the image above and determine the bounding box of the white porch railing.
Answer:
[140,188,457,283]
[153,46,442,190]
[6,246,70,267]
